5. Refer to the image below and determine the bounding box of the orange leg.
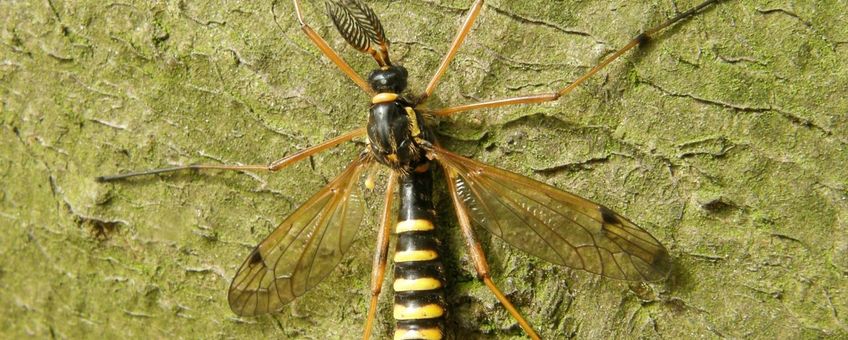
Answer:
[363,172,398,340]
[420,0,485,102]
[96,128,365,182]
[443,167,541,340]
[421,0,721,116]
[292,0,374,95]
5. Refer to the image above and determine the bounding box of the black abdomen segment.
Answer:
[393,163,446,340]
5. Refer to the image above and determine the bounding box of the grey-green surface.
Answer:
[1,0,846,338]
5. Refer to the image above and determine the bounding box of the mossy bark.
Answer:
[1,0,846,338]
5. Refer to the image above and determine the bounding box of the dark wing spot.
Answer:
[647,247,673,281]
[248,250,263,265]
[599,205,621,225]
[652,247,671,266]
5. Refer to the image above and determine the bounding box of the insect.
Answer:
[97,0,721,338]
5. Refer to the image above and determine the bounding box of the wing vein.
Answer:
[470,174,577,266]
[228,156,372,316]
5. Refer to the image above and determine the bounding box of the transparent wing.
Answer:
[434,147,671,281]
[228,154,373,316]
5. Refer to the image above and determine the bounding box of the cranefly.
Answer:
[98,0,723,338]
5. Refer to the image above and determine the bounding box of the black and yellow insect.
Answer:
[98,0,722,338]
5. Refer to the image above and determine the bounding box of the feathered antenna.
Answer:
[326,0,392,66]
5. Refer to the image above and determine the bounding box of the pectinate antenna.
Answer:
[326,0,392,67]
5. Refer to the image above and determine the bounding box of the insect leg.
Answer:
[420,0,484,101]
[291,0,374,94]
[443,167,541,340]
[96,127,365,182]
[421,0,722,116]
[363,172,398,340]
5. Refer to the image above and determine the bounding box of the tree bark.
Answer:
[1,0,845,338]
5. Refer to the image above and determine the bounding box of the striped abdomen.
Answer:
[393,163,446,340]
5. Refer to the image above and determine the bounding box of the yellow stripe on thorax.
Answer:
[396,219,434,233]
[393,303,445,320]
[393,277,442,292]
[404,107,422,137]
[372,92,398,104]
[394,250,438,262]
[394,327,443,340]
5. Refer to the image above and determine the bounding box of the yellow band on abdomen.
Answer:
[394,250,438,262]
[396,219,434,233]
[393,327,443,340]
[393,303,445,320]
[393,277,442,292]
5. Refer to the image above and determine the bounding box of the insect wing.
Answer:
[228,155,373,316]
[434,147,671,281]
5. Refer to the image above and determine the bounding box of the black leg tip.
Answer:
[635,32,650,45]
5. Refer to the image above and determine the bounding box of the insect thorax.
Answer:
[367,96,429,172]
[366,65,431,172]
